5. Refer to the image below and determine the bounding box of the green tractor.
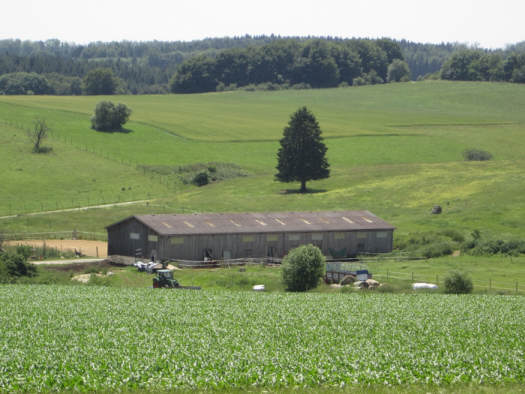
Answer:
[153,269,200,290]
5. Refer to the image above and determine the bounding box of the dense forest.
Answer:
[0,36,524,95]
[440,47,525,83]
[170,38,410,93]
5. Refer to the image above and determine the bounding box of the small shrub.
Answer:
[468,238,525,256]
[15,245,33,260]
[192,172,209,186]
[439,229,465,243]
[0,251,36,282]
[91,101,131,131]
[463,149,492,161]
[444,271,473,294]
[352,76,366,86]
[421,241,454,258]
[282,244,325,292]
[395,231,459,258]
[291,82,311,90]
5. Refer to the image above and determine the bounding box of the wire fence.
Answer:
[371,269,522,294]
[0,119,182,217]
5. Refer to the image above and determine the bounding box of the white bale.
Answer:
[252,284,265,291]
[412,282,438,290]
[366,279,380,288]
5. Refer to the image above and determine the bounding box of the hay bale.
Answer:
[366,279,380,288]
[353,280,369,289]
[340,274,356,286]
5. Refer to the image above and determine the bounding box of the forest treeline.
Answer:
[440,45,525,83]
[0,36,524,95]
[170,38,409,92]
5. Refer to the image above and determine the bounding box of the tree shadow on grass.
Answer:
[32,146,53,154]
[94,127,133,134]
[279,188,327,195]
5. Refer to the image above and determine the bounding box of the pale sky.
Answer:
[2,0,524,48]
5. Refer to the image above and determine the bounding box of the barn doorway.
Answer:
[203,248,214,260]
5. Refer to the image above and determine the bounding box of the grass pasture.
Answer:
[27,255,525,295]
[1,81,525,240]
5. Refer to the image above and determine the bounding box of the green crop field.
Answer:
[1,81,525,239]
[0,285,523,391]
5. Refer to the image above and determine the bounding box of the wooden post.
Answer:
[96,247,99,258]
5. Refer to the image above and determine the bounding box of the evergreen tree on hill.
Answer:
[276,107,330,193]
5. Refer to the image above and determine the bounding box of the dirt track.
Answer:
[0,199,152,220]
[5,239,108,258]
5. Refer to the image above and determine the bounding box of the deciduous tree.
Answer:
[83,68,117,95]
[28,119,51,153]
[282,244,325,292]
[387,59,411,82]
[91,101,131,131]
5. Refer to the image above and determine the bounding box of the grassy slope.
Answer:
[1,81,525,239]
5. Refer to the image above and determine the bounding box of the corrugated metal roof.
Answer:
[109,211,394,235]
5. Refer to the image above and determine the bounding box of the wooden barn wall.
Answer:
[155,229,394,261]
[107,219,160,259]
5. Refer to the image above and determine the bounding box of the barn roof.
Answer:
[107,211,394,235]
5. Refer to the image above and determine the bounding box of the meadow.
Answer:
[1,81,525,241]
[0,285,523,391]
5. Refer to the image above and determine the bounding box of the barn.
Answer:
[106,210,395,261]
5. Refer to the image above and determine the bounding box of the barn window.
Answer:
[334,232,345,240]
[357,232,367,239]
[266,234,279,242]
[148,235,158,242]
[311,233,323,241]
[242,235,255,243]
[376,231,387,239]
[170,237,184,245]
[287,234,301,241]
[129,233,140,240]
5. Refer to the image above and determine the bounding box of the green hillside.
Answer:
[1,81,525,238]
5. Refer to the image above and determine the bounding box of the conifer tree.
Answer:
[276,106,330,192]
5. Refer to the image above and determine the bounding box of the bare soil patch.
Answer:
[5,239,108,258]
[43,261,115,272]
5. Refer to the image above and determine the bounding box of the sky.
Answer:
[2,0,524,48]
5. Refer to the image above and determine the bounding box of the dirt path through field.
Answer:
[0,199,153,220]
[6,239,108,258]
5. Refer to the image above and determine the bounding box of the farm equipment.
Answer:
[152,269,201,290]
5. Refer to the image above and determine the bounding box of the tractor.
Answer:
[152,269,201,290]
